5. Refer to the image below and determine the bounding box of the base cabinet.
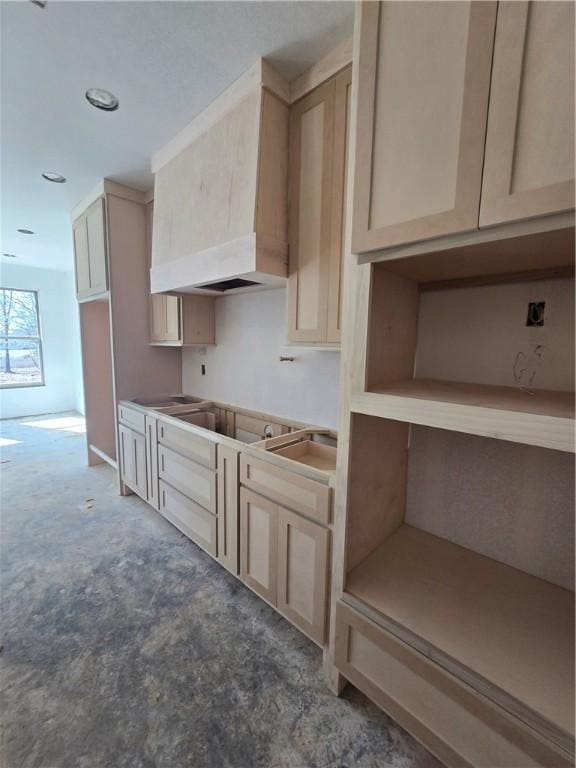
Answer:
[119,423,147,501]
[240,487,329,644]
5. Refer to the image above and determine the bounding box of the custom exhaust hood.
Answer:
[150,60,290,296]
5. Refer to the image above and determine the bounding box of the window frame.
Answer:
[0,287,45,389]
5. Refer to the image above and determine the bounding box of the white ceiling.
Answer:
[0,0,353,272]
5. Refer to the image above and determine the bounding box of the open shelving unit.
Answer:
[351,378,575,452]
[334,255,575,764]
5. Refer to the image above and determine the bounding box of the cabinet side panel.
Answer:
[255,91,289,243]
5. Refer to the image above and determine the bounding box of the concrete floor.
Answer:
[0,413,441,768]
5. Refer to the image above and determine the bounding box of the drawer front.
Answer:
[158,420,216,469]
[159,445,216,513]
[118,404,146,434]
[159,481,216,557]
[240,453,330,525]
[335,602,572,768]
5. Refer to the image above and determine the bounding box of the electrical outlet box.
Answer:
[526,302,545,327]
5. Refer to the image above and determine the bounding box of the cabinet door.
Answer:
[85,198,108,294]
[277,506,329,645]
[119,424,136,489]
[165,295,181,342]
[239,488,278,605]
[73,216,91,297]
[150,294,167,342]
[352,2,496,253]
[288,79,335,343]
[326,66,352,343]
[217,445,239,574]
[132,429,148,500]
[119,424,147,500]
[145,415,159,511]
[480,1,575,226]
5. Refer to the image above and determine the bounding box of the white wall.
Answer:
[0,262,83,419]
[182,288,341,428]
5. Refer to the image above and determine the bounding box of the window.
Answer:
[0,288,44,388]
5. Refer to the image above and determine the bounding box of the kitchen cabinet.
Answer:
[239,487,329,644]
[480,1,575,226]
[277,505,329,644]
[351,2,496,253]
[217,445,240,575]
[287,66,351,344]
[240,488,278,604]
[73,197,108,300]
[118,423,147,501]
[149,293,215,346]
[145,414,160,511]
[158,444,216,513]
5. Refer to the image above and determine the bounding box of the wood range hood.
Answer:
[150,59,290,296]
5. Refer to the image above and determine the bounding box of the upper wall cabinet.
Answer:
[288,66,351,344]
[480,1,575,227]
[73,197,108,301]
[150,60,290,295]
[351,2,497,253]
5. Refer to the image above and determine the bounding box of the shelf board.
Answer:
[351,379,575,452]
[344,524,574,752]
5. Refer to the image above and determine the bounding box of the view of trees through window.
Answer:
[0,288,44,387]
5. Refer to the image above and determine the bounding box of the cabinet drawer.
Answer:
[158,420,216,469]
[118,405,146,434]
[240,453,330,525]
[335,602,571,768]
[159,480,216,557]
[158,444,216,513]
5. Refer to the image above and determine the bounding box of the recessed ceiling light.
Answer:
[3,253,17,258]
[29,0,47,7]
[85,88,119,112]
[42,171,66,184]
[17,229,35,235]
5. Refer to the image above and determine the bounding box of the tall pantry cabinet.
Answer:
[329,3,575,768]
[71,181,181,482]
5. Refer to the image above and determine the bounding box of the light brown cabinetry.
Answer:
[159,480,217,557]
[145,415,159,511]
[158,444,216,513]
[149,293,215,346]
[352,2,496,253]
[288,67,351,344]
[73,197,108,300]
[217,445,240,575]
[480,1,575,226]
[118,423,147,501]
[239,486,329,644]
[351,1,575,256]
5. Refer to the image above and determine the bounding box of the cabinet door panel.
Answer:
[150,294,167,342]
[165,295,181,342]
[480,1,575,226]
[277,506,329,645]
[146,415,159,511]
[352,1,496,253]
[217,445,240,574]
[157,420,216,468]
[119,424,136,489]
[132,429,148,501]
[86,198,108,294]
[327,67,352,343]
[288,80,335,342]
[73,217,91,297]
[239,488,277,605]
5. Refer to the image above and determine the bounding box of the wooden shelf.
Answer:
[344,524,575,752]
[351,379,575,452]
